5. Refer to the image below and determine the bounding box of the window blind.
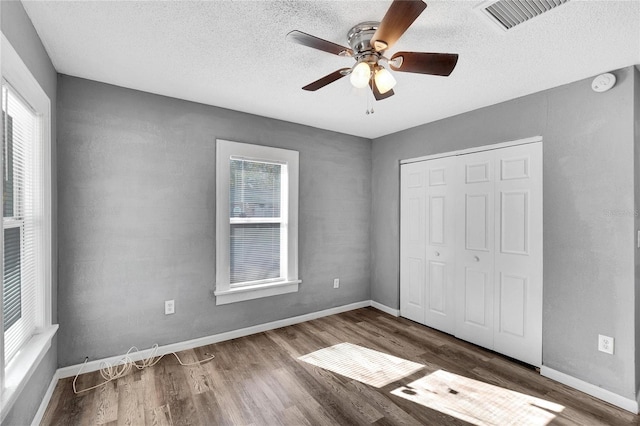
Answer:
[2,84,39,365]
[3,228,21,331]
[229,159,284,285]
[230,224,280,283]
[230,159,281,218]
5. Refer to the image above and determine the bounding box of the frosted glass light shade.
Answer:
[374,67,396,94]
[350,62,371,89]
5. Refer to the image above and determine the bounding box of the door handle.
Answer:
[473,255,480,262]
[435,251,440,257]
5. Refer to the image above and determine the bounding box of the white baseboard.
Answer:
[58,300,371,379]
[540,366,639,414]
[370,300,399,317]
[31,370,60,426]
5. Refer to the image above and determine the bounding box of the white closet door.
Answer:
[454,150,496,349]
[400,140,543,367]
[424,156,456,334]
[493,143,542,366]
[400,162,427,323]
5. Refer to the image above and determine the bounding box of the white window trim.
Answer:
[215,140,300,305]
[0,34,56,421]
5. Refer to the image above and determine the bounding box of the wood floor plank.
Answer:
[42,307,640,425]
[93,379,119,425]
[40,378,66,425]
[204,363,251,424]
[345,379,423,426]
[147,404,172,426]
[368,314,450,349]
[177,350,211,395]
[270,367,338,426]
[545,389,640,425]
[280,405,312,426]
[298,362,384,424]
[277,357,368,425]
[191,390,226,425]
[350,320,428,359]
[167,397,196,426]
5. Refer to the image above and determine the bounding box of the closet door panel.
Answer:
[428,261,446,314]
[498,273,527,337]
[455,151,495,349]
[400,162,427,323]
[424,157,456,334]
[493,143,543,366]
[465,194,490,251]
[501,190,529,254]
[463,268,489,326]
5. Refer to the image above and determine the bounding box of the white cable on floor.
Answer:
[72,344,215,394]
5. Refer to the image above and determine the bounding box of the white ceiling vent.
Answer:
[477,0,570,31]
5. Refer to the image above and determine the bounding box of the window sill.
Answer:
[215,280,301,305]
[1,324,58,423]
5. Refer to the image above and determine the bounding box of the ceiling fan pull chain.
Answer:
[365,85,375,115]
[365,87,370,115]
[369,84,375,115]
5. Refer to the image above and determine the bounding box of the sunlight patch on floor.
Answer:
[391,369,564,426]
[298,342,425,388]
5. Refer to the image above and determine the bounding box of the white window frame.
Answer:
[215,140,300,305]
[0,34,57,421]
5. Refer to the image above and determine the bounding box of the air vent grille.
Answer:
[481,0,570,31]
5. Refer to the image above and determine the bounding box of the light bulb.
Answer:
[350,62,371,89]
[374,66,396,94]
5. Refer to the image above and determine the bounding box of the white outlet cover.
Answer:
[165,300,175,315]
[598,334,614,354]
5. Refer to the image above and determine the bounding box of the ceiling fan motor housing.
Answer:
[347,21,382,63]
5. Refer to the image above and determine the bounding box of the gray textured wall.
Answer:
[1,1,58,424]
[371,67,637,399]
[57,75,371,367]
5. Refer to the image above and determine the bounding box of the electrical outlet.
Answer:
[598,334,614,354]
[333,278,340,289]
[165,300,175,315]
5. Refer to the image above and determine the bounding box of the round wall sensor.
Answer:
[592,73,616,92]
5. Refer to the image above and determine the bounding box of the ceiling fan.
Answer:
[286,0,458,101]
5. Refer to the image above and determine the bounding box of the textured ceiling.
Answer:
[22,0,640,139]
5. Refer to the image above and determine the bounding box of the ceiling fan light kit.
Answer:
[286,0,458,102]
[373,66,396,94]
[350,61,372,88]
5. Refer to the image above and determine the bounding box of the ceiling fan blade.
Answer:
[370,0,427,52]
[369,79,395,101]
[287,30,353,57]
[389,52,459,76]
[302,68,351,91]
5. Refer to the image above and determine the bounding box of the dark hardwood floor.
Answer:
[41,308,639,425]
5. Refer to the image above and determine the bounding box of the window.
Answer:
[0,34,55,419]
[3,84,39,365]
[215,140,300,305]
